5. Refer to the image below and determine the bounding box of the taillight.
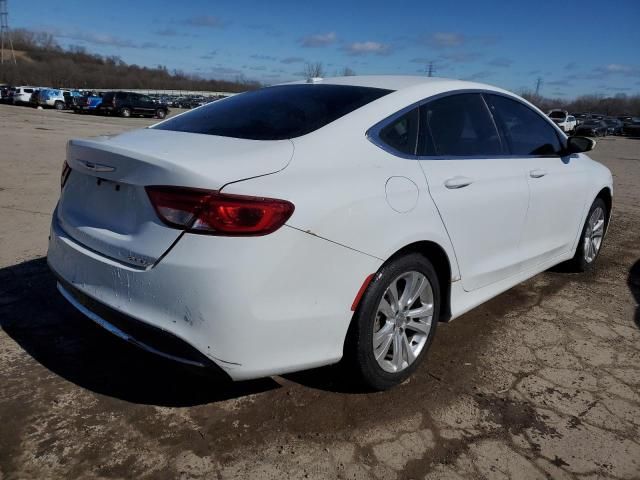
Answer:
[145,186,294,236]
[61,161,71,189]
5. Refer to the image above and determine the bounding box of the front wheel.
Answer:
[345,253,440,390]
[155,109,166,119]
[567,198,608,272]
[54,101,65,110]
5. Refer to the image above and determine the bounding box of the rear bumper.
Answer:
[55,277,223,370]
[47,209,381,380]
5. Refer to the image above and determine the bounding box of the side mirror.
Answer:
[566,136,595,154]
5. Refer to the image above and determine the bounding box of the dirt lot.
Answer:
[1,104,639,480]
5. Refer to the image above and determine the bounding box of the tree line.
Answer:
[521,91,640,117]
[0,29,260,92]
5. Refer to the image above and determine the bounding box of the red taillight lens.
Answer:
[145,186,295,236]
[61,161,71,189]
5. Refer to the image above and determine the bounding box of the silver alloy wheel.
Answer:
[373,271,434,373]
[584,206,605,263]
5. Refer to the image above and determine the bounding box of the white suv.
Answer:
[11,86,37,105]
[548,109,576,133]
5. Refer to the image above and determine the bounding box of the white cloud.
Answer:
[429,32,465,47]
[344,41,390,56]
[301,32,337,47]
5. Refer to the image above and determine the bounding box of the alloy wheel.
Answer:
[584,206,605,263]
[373,271,434,373]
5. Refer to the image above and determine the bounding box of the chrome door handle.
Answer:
[529,169,548,178]
[444,176,473,189]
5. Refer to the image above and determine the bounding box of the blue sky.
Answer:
[10,0,640,97]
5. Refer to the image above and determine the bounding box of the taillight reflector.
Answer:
[351,273,375,311]
[145,186,294,236]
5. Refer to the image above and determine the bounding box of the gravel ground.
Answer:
[1,104,639,480]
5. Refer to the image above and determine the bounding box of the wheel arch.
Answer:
[595,186,612,232]
[385,240,453,322]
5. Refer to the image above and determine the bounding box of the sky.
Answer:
[9,0,640,98]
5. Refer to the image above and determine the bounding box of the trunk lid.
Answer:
[57,128,294,267]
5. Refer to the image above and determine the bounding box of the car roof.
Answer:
[281,75,501,93]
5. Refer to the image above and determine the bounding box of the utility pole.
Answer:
[1,0,17,65]
[427,61,434,77]
[535,77,542,97]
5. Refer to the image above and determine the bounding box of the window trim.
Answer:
[366,88,567,160]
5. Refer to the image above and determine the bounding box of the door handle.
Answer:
[529,169,548,178]
[444,176,474,189]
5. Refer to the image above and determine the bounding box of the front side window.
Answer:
[378,108,419,155]
[419,93,503,156]
[486,94,563,156]
[156,84,392,140]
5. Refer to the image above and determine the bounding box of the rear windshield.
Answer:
[549,111,565,118]
[155,84,393,140]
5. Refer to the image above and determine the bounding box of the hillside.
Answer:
[0,29,259,92]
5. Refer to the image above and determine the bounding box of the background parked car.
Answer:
[604,118,624,136]
[99,91,169,118]
[548,109,576,133]
[572,113,588,126]
[574,119,608,137]
[622,118,640,137]
[36,88,77,110]
[0,85,13,103]
[10,86,37,105]
[28,89,42,107]
[72,92,102,113]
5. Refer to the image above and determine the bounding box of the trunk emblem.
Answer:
[78,160,116,173]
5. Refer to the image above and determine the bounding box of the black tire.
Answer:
[566,198,608,272]
[155,108,166,119]
[120,107,131,118]
[54,101,65,110]
[345,253,440,390]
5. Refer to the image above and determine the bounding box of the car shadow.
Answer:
[0,258,279,407]
[629,259,640,330]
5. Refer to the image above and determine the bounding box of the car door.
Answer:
[485,94,589,270]
[417,93,530,292]
[139,95,156,115]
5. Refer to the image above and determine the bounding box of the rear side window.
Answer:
[419,93,503,156]
[155,84,392,140]
[378,108,419,155]
[486,94,563,156]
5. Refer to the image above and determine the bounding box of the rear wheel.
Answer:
[120,107,131,118]
[567,198,607,272]
[346,253,439,390]
[155,109,166,119]
[54,100,65,110]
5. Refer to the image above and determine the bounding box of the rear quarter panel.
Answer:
[221,124,460,281]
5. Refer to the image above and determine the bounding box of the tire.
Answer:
[54,101,64,110]
[566,198,608,272]
[120,107,131,118]
[155,109,166,119]
[345,253,440,390]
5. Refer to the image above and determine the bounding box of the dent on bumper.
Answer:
[55,277,227,370]
[47,214,382,380]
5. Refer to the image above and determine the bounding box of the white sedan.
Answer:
[48,76,612,390]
